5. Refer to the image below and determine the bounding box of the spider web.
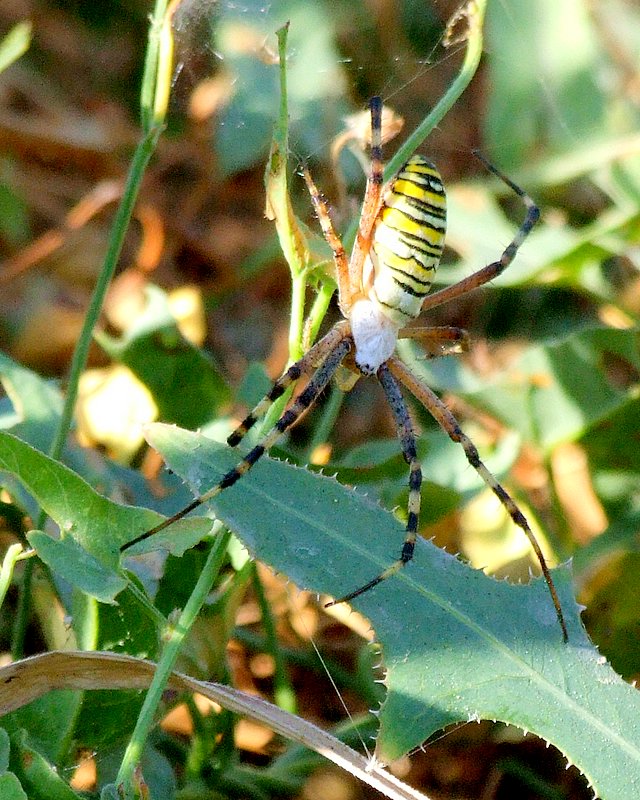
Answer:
[5,0,639,797]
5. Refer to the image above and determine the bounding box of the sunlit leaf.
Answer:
[0,432,212,602]
[97,286,229,430]
[402,328,640,452]
[485,0,607,165]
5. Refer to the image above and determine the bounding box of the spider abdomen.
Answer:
[369,155,446,324]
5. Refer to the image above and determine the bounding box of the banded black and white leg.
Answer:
[387,355,568,642]
[419,154,540,316]
[327,361,422,606]
[121,324,352,551]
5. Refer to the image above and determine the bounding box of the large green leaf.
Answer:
[0,772,26,800]
[1,688,80,770]
[145,423,640,799]
[0,432,211,602]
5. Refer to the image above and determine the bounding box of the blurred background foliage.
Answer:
[0,0,640,798]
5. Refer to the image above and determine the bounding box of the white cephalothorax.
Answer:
[350,297,400,374]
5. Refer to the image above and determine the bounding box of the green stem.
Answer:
[385,0,486,179]
[307,385,344,457]
[11,556,33,660]
[260,23,301,432]
[252,564,297,713]
[50,127,162,467]
[288,272,308,363]
[273,24,309,367]
[10,0,172,659]
[0,544,24,611]
[140,0,169,129]
[304,279,335,350]
[117,529,231,797]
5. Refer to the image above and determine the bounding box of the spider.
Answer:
[122,96,568,642]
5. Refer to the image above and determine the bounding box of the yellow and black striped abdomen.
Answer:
[370,155,446,325]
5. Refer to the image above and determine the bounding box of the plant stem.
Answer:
[252,564,297,713]
[10,0,172,660]
[385,0,487,179]
[116,528,231,797]
[303,279,335,350]
[0,543,24,610]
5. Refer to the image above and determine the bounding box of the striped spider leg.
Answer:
[121,97,567,641]
[121,322,352,546]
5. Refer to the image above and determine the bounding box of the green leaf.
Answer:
[0,181,30,248]
[485,0,607,165]
[96,286,229,430]
[574,505,640,590]
[100,785,119,800]
[583,396,640,477]
[444,182,547,285]
[579,553,640,680]
[7,729,83,800]
[64,574,159,753]
[211,2,347,177]
[144,422,640,799]
[0,431,212,601]
[28,532,127,603]
[0,773,27,800]
[74,690,145,754]
[331,429,521,511]
[213,41,278,177]
[1,688,80,768]
[0,727,10,772]
[0,351,63,454]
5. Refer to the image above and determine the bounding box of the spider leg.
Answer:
[121,329,352,552]
[420,154,540,314]
[326,361,421,606]
[228,321,351,448]
[348,95,385,301]
[387,355,568,642]
[302,166,353,311]
[399,325,471,357]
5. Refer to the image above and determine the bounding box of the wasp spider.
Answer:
[123,96,568,642]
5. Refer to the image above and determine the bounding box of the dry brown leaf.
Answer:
[0,650,431,800]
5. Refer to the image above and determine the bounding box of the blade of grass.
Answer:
[384,0,486,179]
[262,22,307,432]
[116,528,232,798]
[11,0,174,659]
